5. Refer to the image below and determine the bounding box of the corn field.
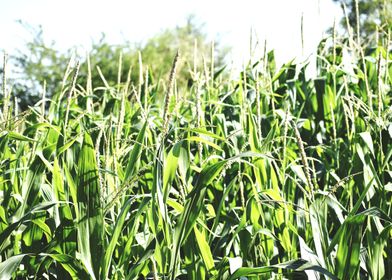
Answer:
[0,30,391,280]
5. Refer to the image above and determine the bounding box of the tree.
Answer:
[83,16,228,89]
[333,0,391,43]
[4,16,229,110]
[1,22,72,110]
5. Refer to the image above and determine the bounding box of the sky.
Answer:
[0,0,343,70]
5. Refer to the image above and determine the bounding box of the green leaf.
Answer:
[335,217,364,280]
[0,202,57,251]
[123,121,147,182]
[194,226,215,272]
[2,131,36,142]
[185,136,222,151]
[41,253,89,279]
[228,259,337,280]
[188,128,225,141]
[163,141,182,195]
[101,198,134,279]
[171,160,227,279]
[359,131,374,156]
[77,132,103,280]
[0,254,26,280]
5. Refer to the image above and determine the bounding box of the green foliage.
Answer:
[333,0,391,43]
[1,17,392,280]
[5,23,72,110]
[5,17,228,110]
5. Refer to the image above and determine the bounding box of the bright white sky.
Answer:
[0,0,342,70]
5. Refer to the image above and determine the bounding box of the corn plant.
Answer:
[0,28,391,280]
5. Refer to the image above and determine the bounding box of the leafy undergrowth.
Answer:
[0,35,391,280]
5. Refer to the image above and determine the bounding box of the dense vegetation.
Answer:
[1,11,392,280]
[5,17,227,111]
[332,0,391,40]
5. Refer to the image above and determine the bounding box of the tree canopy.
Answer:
[332,0,391,43]
[2,16,228,110]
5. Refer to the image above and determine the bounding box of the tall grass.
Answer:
[0,28,391,280]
